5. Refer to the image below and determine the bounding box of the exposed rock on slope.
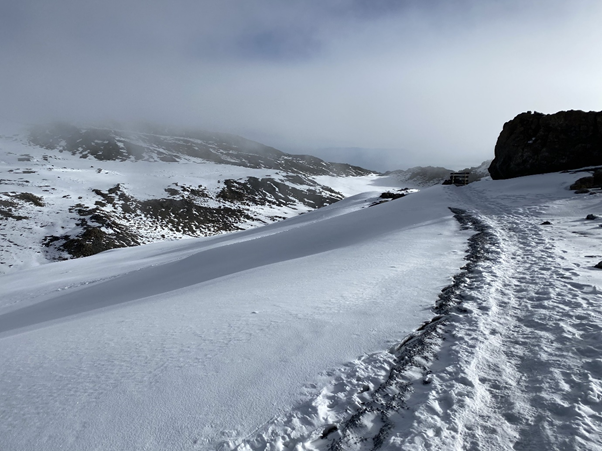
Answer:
[0,122,377,271]
[29,123,371,177]
[488,110,602,179]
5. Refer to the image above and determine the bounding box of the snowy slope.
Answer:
[1,168,602,451]
[392,171,602,450]
[0,122,384,274]
[0,184,468,451]
[229,170,602,451]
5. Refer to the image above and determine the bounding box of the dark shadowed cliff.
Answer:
[488,110,602,179]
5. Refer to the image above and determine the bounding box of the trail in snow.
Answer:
[229,208,493,451]
[392,177,602,450]
[234,173,602,451]
[2,171,601,450]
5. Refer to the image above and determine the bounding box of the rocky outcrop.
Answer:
[488,110,602,179]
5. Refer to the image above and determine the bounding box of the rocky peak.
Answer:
[488,110,602,179]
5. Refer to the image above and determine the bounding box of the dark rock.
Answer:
[379,191,406,200]
[570,176,595,190]
[53,226,136,258]
[586,214,598,220]
[571,169,602,191]
[164,187,180,196]
[540,221,552,225]
[320,425,338,439]
[43,184,257,260]
[488,110,602,179]
[0,209,28,221]
[217,176,342,208]
[14,192,45,207]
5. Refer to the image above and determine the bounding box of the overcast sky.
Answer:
[1,0,601,169]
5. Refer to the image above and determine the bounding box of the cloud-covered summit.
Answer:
[1,0,600,170]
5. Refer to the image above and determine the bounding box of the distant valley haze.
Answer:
[1,0,601,171]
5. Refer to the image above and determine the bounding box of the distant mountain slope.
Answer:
[29,123,371,176]
[387,166,452,187]
[384,161,491,187]
[0,123,380,273]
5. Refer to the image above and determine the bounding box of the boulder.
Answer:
[488,110,602,179]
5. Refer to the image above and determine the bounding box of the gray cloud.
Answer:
[1,0,601,169]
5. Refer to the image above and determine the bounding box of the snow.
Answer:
[0,184,467,450]
[379,172,602,450]
[1,162,602,450]
[0,123,403,273]
[312,174,408,197]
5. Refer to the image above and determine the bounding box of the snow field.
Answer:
[232,172,602,450]
[0,184,469,450]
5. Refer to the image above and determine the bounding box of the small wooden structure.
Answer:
[449,172,470,186]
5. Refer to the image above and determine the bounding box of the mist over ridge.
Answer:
[1,0,600,169]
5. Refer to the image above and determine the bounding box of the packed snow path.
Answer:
[396,178,602,449]
[236,174,602,450]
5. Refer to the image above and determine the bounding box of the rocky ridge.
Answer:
[488,110,602,180]
[29,123,370,177]
[0,123,376,272]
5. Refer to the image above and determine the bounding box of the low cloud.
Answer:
[1,0,601,169]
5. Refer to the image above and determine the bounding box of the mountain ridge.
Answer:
[0,122,384,272]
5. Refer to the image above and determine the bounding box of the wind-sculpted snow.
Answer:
[230,209,496,451]
[0,190,445,335]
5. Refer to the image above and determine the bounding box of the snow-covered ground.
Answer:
[0,122,397,273]
[1,169,601,450]
[395,173,602,450]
